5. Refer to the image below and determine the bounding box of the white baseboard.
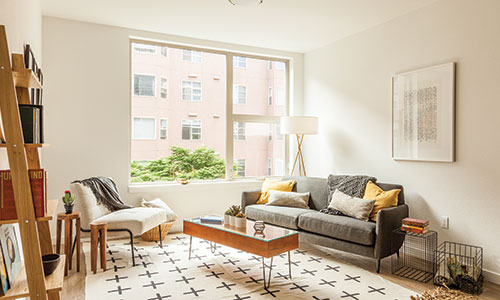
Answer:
[483,268,500,285]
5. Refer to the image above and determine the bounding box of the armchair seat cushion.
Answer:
[298,212,376,246]
[245,205,311,229]
[92,207,167,236]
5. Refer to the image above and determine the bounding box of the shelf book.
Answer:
[0,243,8,296]
[401,217,429,234]
[0,225,22,293]
[0,169,45,220]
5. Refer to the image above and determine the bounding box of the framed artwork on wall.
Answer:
[392,62,456,162]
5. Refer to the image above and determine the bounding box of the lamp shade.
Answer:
[280,116,318,135]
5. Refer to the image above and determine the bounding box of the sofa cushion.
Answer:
[298,212,376,246]
[92,207,167,236]
[282,176,328,210]
[245,205,311,229]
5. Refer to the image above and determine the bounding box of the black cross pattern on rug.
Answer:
[197,262,215,269]
[107,286,131,295]
[143,280,165,290]
[233,295,251,300]
[289,282,309,292]
[191,254,207,261]
[183,247,199,253]
[183,287,205,297]
[158,250,175,256]
[278,253,287,258]
[108,249,119,255]
[163,258,180,264]
[274,272,289,280]
[206,271,224,278]
[301,268,318,276]
[152,243,165,249]
[106,275,128,283]
[214,251,230,257]
[248,256,261,262]
[368,286,386,295]
[141,261,153,268]
[112,265,125,272]
[134,253,150,260]
[139,270,159,278]
[294,249,307,255]
[260,262,277,269]
[199,240,209,244]
[285,260,300,267]
[223,258,240,265]
[325,265,340,272]
[308,256,323,263]
[341,291,360,300]
[245,276,263,284]
[177,241,189,246]
[148,293,171,300]
[260,288,280,297]
[106,256,122,263]
[216,281,236,290]
[206,245,221,250]
[169,266,187,274]
[344,274,361,283]
[313,296,330,300]
[176,275,195,284]
[319,279,336,287]
[171,236,186,241]
[233,267,250,274]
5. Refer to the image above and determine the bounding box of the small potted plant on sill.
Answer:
[234,212,246,228]
[62,190,75,214]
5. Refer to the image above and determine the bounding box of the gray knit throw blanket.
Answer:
[320,175,377,216]
[72,177,132,212]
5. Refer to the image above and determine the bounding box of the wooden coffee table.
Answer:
[183,217,298,288]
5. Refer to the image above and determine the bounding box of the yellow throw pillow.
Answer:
[363,181,400,221]
[257,178,296,204]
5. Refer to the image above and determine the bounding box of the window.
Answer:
[160,78,168,99]
[160,119,168,140]
[268,87,273,105]
[233,56,247,68]
[276,124,283,140]
[134,74,156,96]
[160,47,168,57]
[182,120,202,140]
[235,159,246,177]
[182,81,202,101]
[276,87,285,105]
[268,61,273,70]
[268,124,273,141]
[133,43,156,54]
[276,61,286,70]
[267,158,272,176]
[133,117,156,139]
[182,50,202,62]
[233,122,246,141]
[275,159,284,176]
[233,85,246,104]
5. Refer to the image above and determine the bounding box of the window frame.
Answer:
[159,118,168,140]
[182,80,202,102]
[233,56,247,68]
[160,77,168,99]
[133,73,156,97]
[232,85,247,105]
[182,49,202,63]
[133,43,157,54]
[132,116,157,140]
[233,122,246,141]
[130,39,291,182]
[268,87,273,105]
[181,119,202,140]
[235,159,246,177]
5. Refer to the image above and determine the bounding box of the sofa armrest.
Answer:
[374,204,409,259]
[241,189,261,212]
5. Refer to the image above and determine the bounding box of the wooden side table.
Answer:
[56,211,81,276]
[90,222,107,274]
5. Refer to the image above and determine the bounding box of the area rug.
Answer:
[84,233,417,300]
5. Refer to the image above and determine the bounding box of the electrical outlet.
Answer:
[441,216,449,229]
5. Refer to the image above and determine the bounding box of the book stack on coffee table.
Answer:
[401,217,429,234]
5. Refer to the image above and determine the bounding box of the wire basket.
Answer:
[434,241,483,295]
[141,222,175,242]
[392,229,438,283]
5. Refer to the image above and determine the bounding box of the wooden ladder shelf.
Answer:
[0,25,63,300]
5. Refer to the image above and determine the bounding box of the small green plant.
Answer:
[224,209,232,215]
[229,205,241,216]
[62,190,75,206]
[235,212,245,218]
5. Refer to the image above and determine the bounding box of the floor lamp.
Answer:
[280,116,318,176]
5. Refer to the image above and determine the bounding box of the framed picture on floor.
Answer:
[392,62,456,162]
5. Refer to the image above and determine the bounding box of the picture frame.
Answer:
[392,62,456,162]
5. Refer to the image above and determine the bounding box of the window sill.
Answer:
[128,179,265,193]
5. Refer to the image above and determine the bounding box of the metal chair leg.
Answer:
[158,225,163,248]
[376,258,381,273]
[129,231,135,266]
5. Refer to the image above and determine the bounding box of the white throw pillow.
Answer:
[141,198,178,222]
[266,190,310,209]
[328,189,375,221]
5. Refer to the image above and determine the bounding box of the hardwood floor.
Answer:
[61,239,500,299]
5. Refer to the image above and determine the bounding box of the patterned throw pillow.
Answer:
[266,190,310,209]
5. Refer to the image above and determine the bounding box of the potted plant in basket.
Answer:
[62,190,75,214]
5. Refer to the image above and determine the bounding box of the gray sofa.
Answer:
[241,176,408,272]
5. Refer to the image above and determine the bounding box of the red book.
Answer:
[402,217,429,227]
[0,169,45,219]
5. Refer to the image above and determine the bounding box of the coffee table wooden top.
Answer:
[183,218,298,258]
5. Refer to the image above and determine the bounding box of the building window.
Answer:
[233,85,246,104]
[133,117,156,139]
[233,122,246,141]
[268,124,273,141]
[233,56,247,68]
[160,78,168,99]
[134,74,156,96]
[276,61,286,70]
[268,61,273,69]
[182,120,202,140]
[267,158,272,176]
[160,46,168,57]
[277,87,285,105]
[182,81,202,101]
[235,159,246,177]
[276,124,283,140]
[268,87,273,105]
[275,159,284,176]
[182,50,202,62]
[160,119,168,140]
[133,43,156,54]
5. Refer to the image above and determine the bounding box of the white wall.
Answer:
[0,0,42,169]
[41,17,304,233]
[304,0,500,282]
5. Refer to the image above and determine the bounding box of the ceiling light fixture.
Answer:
[228,0,263,6]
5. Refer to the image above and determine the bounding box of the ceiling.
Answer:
[41,0,438,53]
